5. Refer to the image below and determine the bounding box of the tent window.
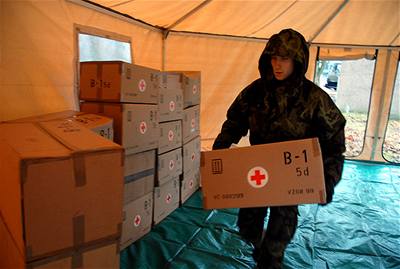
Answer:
[314,48,376,158]
[78,33,132,63]
[383,60,400,163]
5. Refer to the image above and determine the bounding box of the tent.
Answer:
[0,0,400,162]
[1,2,400,269]
[1,0,399,163]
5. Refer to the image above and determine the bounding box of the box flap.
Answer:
[38,119,121,152]
[0,123,70,159]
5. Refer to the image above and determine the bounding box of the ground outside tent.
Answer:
[121,160,400,269]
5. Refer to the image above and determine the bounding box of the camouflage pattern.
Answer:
[213,29,346,269]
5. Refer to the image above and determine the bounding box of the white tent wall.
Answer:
[1,0,399,163]
[0,0,163,121]
[164,33,264,144]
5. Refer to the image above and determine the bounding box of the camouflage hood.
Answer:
[259,29,309,82]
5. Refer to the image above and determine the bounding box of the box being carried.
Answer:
[200,138,326,209]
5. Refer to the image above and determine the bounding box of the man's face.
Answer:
[270,55,294,80]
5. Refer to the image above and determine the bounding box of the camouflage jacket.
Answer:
[213,29,346,204]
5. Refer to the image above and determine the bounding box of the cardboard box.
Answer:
[200,138,326,209]
[158,120,182,154]
[5,110,114,141]
[180,169,200,204]
[124,150,156,204]
[79,61,160,104]
[180,71,201,108]
[0,121,124,262]
[120,192,153,250]
[157,147,183,186]
[183,136,201,176]
[1,218,120,269]
[158,73,183,122]
[153,177,180,225]
[72,113,114,141]
[80,102,158,154]
[182,105,200,144]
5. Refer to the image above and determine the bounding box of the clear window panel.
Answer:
[78,33,131,63]
[383,62,400,163]
[314,59,375,157]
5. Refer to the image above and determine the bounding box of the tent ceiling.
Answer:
[84,0,399,47]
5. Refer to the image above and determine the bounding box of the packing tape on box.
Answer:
[71,252,83,269]
[73,154,86,187]
[73,214,85,247]
[124,168,155,184]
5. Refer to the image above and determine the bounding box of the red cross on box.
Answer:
[139,121,147,134]
[247,166,268,188]
[166,193,172,204]
[138,79,146,92]
[251,170,265,185]
[169,160,174,170]
[133,215,141,227]
[168,130,174,141]
[169,101,175,111]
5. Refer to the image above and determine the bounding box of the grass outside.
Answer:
[343,112,400,163]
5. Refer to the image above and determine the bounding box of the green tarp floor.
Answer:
[121,160,400,269]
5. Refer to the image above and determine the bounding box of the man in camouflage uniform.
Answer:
[212,29,346,269]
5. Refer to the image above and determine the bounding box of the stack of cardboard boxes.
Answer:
[153,72,183,225]
[79,61,201,251]
[0,119,124,268]
[79,61,160,251]
[179,72,201,204]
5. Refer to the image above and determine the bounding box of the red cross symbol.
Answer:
[165,193,172,204]
[192,85,197,94]
[189,179,194,189]
[169,160,175,170]
[247,166,268,188]
[138,79,146,92]
[168,130,174,141]
[169,101,175,111]
[191,153,195,161]
[139,121,147,134]
[133,215,141,227]
[191,118,195,129]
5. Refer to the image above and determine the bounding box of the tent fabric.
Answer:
[87,0,400,47]
[121,160,400,268]
[1,0,399,163]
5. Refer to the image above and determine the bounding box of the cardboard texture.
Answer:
[157,147,183,186]
[175,71,201,108]
[72,113,114,141]
[124,150,156,204]
[201,138,326,209]
[80,102,158,154]
[158,73,183,122]
[79,61,160,104]
[153,177,180,225]
[120,192,153,250]
[0,121,124,262]
[158,120,182,154]
[1,215,120,269]
[180,169,200,205]
[5,110,114,141]
[182,105,200,144]
[183,136,201,176]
